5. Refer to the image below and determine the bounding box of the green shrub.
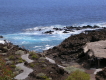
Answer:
[31,54,38,59]
[18,58,24,63]
[42,67,46,70]
[29,51,38,59]
[66,70,90,80]
[36,73,46,79]
[36,73,50,80]
[18,60,24,63]
[15,66,22,71]
[29,63,35,67]
[64,66,84,73]
[28,51,36,55]
[15,50,24,55]
[10,65,16,68]
[46,78,51,80]
[35,63,39,65]
[9,55,15,60]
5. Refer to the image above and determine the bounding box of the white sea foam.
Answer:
[23,25,101,37]
[3,24,104,52]
[0,40,5,44]
[43,45,54,50]
[34,46,42,48]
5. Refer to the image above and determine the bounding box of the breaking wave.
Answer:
[2,22,106,52]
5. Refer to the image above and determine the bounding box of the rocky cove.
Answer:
[1,26,106,80]
[0,37,68,80]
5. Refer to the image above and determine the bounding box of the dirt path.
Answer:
[15,54,33,80]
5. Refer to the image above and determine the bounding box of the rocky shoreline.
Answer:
[43,28,106,66]
[1,26,106,80]
[43,27,106,80]
[42,25,101,34]
[0,38,68,80]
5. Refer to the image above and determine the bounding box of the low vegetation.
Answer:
[0,56,14,80]
[36,73,50,80]
[64,66,84,73]
[66,70,90,80]
[29,51,38,59]
[29,63,35,68]
[9,55,15,60]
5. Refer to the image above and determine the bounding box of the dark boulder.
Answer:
[0,36,3,38]
[53,28,62,31]
[95,67,106,80]
[44,30,54,34]
[63,31,69,33]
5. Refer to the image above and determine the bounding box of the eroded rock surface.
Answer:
[44,29,106,68]
[95,67,106,80]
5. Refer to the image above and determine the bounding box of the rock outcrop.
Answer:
[95,67,106,80]
[44,29,106,68]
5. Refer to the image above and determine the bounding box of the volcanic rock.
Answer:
[44,29,106,67]
[44,30,54,34]
[95,67,106,80]
[0,36,3,38]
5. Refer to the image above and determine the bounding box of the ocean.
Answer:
[0,0,106,52]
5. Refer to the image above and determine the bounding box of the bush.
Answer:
[64,66,84,73]
[29,51,38,59]
[36,73,50,80]
[9,55,15,60]
[31,54,38,59]
[66,70,90,80]
[10,65,16,68]
[18,58,24,63]
[29,51,36,55]
[0,56,14,80]
[36,73,46,79]
[15,50,25,55]
[18,60,24,63]
[29,63,35,67]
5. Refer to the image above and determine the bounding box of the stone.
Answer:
[44,30,54,34]
[41,64,47,67]
[29,70,36,78]
[6,61,14,65]
[43,29,106,68]
[63,31,69,33]
[95,67,106,80]
[36,73,46,79]
[39,57,46,60]
[3,46,8,50]
[0,53,7,56]
[24,61,29,66]
[13,71,20,75]
[15,66,23,72]
[49,77,52,80]
[0,36,3,38]
[15,50,24,55]
[4,58,9,61]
